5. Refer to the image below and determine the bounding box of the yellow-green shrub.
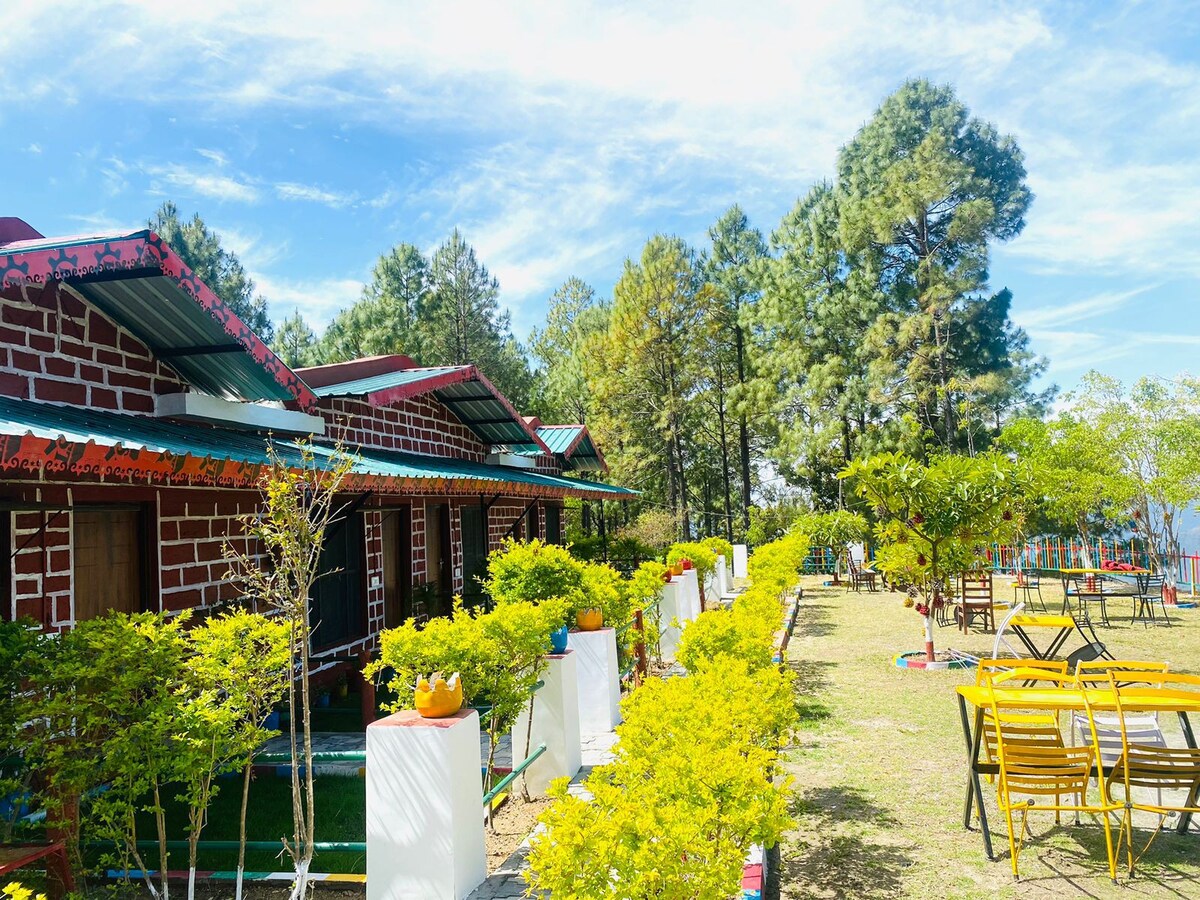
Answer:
[666,541,718,581]
[702,535,734,564]
[676,607,775,674]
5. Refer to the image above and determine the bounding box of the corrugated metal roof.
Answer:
[310,364,546,449]
[0,396,637,498]
[537,425,585,455]
[0,229,314,407]
[308,366,468,398]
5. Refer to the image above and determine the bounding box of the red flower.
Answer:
[916,553,927,566]
[1002,509,1013,521]
[910,513,925,526]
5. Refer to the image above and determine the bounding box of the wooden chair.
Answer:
[955,571,996,634]
[845,554,878,593]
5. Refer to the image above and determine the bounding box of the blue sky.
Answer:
[2,1,1198,395]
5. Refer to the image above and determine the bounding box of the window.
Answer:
[73,507,147,621]
[545,505,562,545]
[310,512,366,649]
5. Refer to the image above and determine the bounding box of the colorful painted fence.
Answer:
[986,538,1199,594]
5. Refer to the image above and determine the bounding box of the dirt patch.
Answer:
[485,794,551,873]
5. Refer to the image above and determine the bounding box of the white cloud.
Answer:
[195,148,229,167]
[1014,285,1156,330]
[275,182,355,207]
[146,163,259,203]
[255,274,365,330]
[25,143,41,154]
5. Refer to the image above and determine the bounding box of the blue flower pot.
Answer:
[316,694,331,708]
[550,625,569,654]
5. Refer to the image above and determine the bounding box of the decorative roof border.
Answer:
[0,230,318,410]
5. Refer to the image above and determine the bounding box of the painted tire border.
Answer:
[893,651,975,671]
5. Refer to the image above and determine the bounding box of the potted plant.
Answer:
[575,607,604,631]
[334,671,349,701]
[414,672,463,719]
[314,684,331,708]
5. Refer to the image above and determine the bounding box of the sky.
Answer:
[1,0,1198,395]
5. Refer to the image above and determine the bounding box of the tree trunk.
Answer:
[718,399,735,544]
[236,761,253,900]
[734,324,752,534]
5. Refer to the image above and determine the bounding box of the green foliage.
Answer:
[746,501,804,547]
[526,660,794,898]
[615,508,678,554]
[25,611,191,895]
[529,278,609,423]
[0,620,38,842]
[271,310,318,368]
[840,451,1028,652]
[676,606,775,674]
[665,541,718,581]
[701,536,734,564]
[150,202,274,342]
[369,600,561,786]
[1061,373,1200,585]
[795,510,869,569]
[482,538,587,622]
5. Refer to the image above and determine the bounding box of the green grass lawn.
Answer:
[120,774,365,875]
[780,575,1200,899]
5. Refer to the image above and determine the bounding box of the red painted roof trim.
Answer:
[0,231,318,410]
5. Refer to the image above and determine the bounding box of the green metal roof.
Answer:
[306,364,548,449]
[0,396,637,499]
[510,425,606,472]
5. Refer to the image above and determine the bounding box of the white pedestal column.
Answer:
[678,569,702,621]
[657,580,684,662]
[366,708,486,900]
[714,555,729,598]
[567,627,621,734]
[510,651,582,797]
[733,544,749,580]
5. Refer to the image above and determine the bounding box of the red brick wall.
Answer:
[487,499,542,551]
[317,396,489,461]
[11,508,72,629]
[0,282,186,411]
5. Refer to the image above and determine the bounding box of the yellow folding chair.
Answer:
[976,662,1072,790]
[976,658,1069,686]
[989,687,1119,881]
[1103,671,1200,876]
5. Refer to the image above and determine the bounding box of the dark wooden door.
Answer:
[74,508,144,620]
[460,504,488,610]
[381,508,413,628]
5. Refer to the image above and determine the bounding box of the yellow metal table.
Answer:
[955,684,1200,860]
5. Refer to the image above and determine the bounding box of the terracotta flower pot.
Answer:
[414,673,463,718]
[661,569,673,583]
[575,607,604,631]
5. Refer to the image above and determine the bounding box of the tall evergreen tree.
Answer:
[837,78,1039,451]
[705,206,767,536]
[272,310,317,368]
[149,202,274,341]
[420,229,533,407]
[529,278,609,424]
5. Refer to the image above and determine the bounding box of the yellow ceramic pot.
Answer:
[414,673,463,718]
[670,562,684,576]
[575,608,604,631]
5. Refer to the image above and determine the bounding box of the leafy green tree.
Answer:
[223,443,355,900]
[182,611,290,900]
[840,452,1028,661]
[707,206,768,535]
[794,509,869,582]
[1067,373,1200,601]
[271,310,318,368]
[149,202,274,342]
[419,229,533,407]
[0,620,39,843]
[998,416,1116,568]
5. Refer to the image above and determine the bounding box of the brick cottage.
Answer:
[0,218,633,665]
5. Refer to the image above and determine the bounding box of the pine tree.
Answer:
[272,310,317,368]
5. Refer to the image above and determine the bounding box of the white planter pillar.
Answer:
[714,555,729,598]
[678,569,702,621]
[567,627,621,734]
[657,580,684,662]
[366,708,486,900]
[733,543,749,580]
[510,650,582,797]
